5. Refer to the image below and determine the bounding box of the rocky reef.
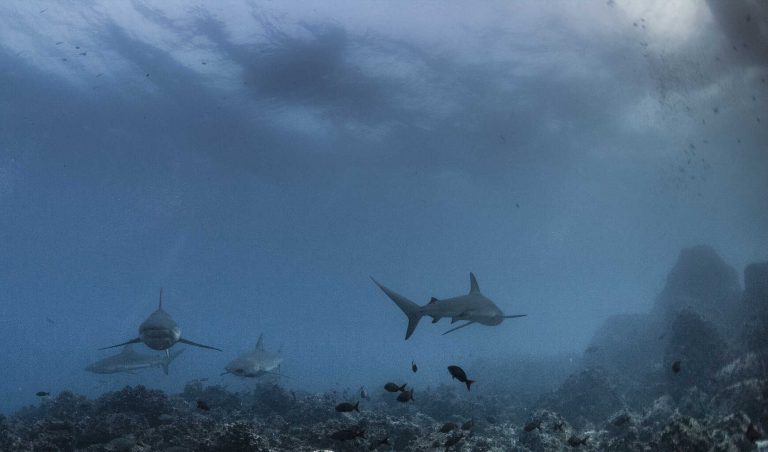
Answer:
[2,245,767,451]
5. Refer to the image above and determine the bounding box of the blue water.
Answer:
[0,1,766,418]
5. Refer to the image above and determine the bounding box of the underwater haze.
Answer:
[1,1,768,450]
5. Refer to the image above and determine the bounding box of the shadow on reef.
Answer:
[2,245,767,451]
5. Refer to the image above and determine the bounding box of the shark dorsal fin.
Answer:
[469,273,480,294]
[158,288,164,309]
[255,334,264,351]
[429,297,439,304]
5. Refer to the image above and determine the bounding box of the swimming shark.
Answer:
[222,334,283,378]
[371,272,526,339]
[100,289,222,356]
[86,344,184,375]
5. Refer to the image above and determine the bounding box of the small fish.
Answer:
[524,418,541,432]
[412,360,418,373]
[439,422,458,433]
[396,388,414,402]
[368,436,389,450]
[196,400,210,411]
[461,419,474,431]
[444,433,464,449]
[55,42,63,45]
[335,401,359,413]
[384,382,407,392]
[330,428,365,441]
[447,365,475,391]
[45,317,55,324]
[567,435,588,447]
[585,345,599,354]
[360,386,369,399]
[672,360,681,374]
[36,391,50,397]
[516,203,520,208]
[486,415,497,424]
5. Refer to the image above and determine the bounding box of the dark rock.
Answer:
[653,245,741,334]
[664,309,728,398]
[540,367,625,427]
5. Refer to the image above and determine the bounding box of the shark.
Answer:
[100,289,222,356]
[86,344,184,375]
[222,334,283,378]
[371,272,526,339]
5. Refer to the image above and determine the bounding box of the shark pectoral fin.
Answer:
[504,314,527,319]
[99,338,141,350]
[442,321,476,335]
[178,338,222,351]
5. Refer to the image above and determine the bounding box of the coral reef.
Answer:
[2,246,766,451]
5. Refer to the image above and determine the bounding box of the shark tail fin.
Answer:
[371,277,423,340]
[162,349,185,375]
[354,401,359,412]
[465,380,475,391]
[398,383,407,392]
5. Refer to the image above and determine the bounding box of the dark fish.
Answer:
[384,382,407,392]
[444,433,464,449]
[439,422,458,433]
[524,418,541,432]
[585,345,599,354]
[516,203,520,208]
[672,360,681,374]
[447,365,475,391]
[412,361,418,373]
[36,391,50,397]
[330,428,365,441]
[196,400,210,411]
[368,435,390,450]
[746,423,762,442]
[335,401,360,413]
[396,388,414,402]
[45,317,55,324]
[567,435,588,447]
[461,419,474,431]
[486,415,497,424]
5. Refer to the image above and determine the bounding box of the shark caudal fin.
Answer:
[162,349,185,375]
[371,277,423,340]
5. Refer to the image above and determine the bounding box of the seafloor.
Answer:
[2,245,767,451]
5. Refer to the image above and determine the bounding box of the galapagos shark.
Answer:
[222,334,283,378]
[371,272,526,339]
[86,344,184,375]
[100,289,222,356]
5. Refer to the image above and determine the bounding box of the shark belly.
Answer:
[140,326,181,350]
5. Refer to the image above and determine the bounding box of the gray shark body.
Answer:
[86,344,184,375]
[372,273,526,339]
[223,334,283,378]
[100,289,221,355]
